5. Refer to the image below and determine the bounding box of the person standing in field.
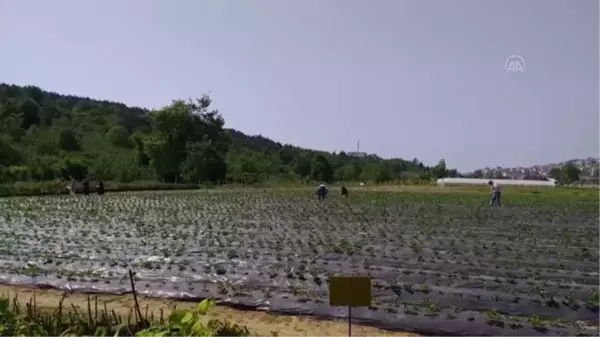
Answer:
[97,181,105,195]
[68,179,76,195]
[341,186,348,198]
[488,180,501,207]
[82,179,90,195]
[316,184,329,201]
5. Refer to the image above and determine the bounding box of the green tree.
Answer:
[311,154,333,183]
[278,146,295,165]
[361,162,391,183]
[561,162,581,184]
[229,154,263,183]
[432,159,448,179]
[550,163,580,185]
[334,162,363,181]
[0,134,22,166]
[29,155,61,181]
[293,154,312,178]
[60,158,88,180]
[181,140,227,184]
[0,100,25,140]
[105,126,132,148]
[19,98,41,129]
[549,167,561,181]
[0,83,459,186]
[143,136,180,182]
[144,98,226,182]
[446,168,459,177]
[58,129,81,151]
[133,133,150,166]
[7,165,32,181]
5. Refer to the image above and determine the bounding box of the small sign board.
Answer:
[329,276,371,307]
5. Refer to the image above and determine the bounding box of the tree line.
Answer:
[0,83,458,185]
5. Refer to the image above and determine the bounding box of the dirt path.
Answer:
[0,285,419,337]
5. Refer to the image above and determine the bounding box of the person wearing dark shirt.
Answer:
[97,181,105,195]
[341,186,348,198]
[316,184,329,201]
[82,180,90,195]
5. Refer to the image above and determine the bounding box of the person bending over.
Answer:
[341,186,348,198]
[488,180,501,207]
[316,184,329,201]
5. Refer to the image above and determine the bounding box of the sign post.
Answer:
[328,276,372,337]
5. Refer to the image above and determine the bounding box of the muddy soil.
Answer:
[0,190,598,336]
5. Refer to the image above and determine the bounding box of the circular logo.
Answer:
[505,55,526,73]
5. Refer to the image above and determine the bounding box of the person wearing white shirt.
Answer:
[488,180,502,207]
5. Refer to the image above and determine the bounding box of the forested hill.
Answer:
[0,83,456,185]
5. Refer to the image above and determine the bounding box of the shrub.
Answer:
[0,295,249,336]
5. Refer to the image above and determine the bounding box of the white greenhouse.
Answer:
[436,178,556,187]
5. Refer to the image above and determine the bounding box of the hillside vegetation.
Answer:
[0,83,456,186]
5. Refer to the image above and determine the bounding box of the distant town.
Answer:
[344,139,598,183]
[469,157,599,181]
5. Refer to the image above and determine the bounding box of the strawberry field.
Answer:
[0,188,598,336]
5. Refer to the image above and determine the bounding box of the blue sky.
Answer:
[1,0,598,171]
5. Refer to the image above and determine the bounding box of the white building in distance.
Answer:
[347,151,367,158]
[437,178,556,187]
